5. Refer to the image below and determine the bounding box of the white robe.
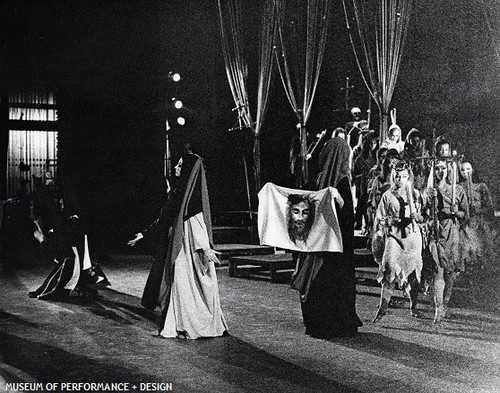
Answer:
[160,212,227,339]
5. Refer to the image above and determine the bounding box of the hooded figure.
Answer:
[130,153,227,339]
[28,177,109,300]
[291,137,362,338]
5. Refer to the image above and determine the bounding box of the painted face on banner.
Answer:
[291,201,310,228]
[287,195,315,244]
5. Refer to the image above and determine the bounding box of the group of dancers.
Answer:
[304,108,499,326]
[25,113,498,341]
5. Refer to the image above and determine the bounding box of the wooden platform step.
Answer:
[214,244,275,264]
[353,248,376,267]
[212,226,254,244]
[353,233,370,249]
[229,253,295,283]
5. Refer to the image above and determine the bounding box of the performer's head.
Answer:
[333,127,346,139]
[434,159,448,182]
[350,107,362,121]
[362,131,378,152]
[174,157,183,177]
[388,124,402,143]
[287,194,315,244]
[405,128,422,150]
[459,161,473,182]
[435,137,451,158]
[376,147,388,165]
[381,148,400,178]
[391,160,411,190]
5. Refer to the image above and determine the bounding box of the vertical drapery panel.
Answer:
[481,0,500,79]
[217,0,277,192]
[342,0,412,141]
[274,0,330,187]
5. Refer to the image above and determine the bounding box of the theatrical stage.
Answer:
[1,252,500,393]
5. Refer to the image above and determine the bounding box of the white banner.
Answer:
[258,183,344,252]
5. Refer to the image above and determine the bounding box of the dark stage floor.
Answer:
[1,253,500,393]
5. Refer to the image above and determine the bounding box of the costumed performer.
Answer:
[459,161,500,307]
[372,160,424,322]
[28,180,109,300]
[425,159,468,323]
[128,153,228,339]
[291,136,362,338]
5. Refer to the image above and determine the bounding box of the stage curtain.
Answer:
[481,0,500,78]
[274,0,331,188]
[217,0,277,192]
[342,0,412,141]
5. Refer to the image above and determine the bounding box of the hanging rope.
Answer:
[217,0,277,191]
[342,0,412,141]
[217,0,253,130]
[274,0,331,187]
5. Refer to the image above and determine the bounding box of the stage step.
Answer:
[212,226,254,244]
[214,243,275,265]
[353,248,376,267]
[228,253,295,283]
[353,233,370,249]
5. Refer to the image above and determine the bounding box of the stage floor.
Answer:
[1,254,500,393]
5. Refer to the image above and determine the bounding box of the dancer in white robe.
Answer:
[129,153,227,339]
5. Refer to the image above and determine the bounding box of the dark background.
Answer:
[1,0,499,254]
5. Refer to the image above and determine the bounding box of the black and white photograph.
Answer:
[1,0,500,392]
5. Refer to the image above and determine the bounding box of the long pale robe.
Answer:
[375,188,423,286]
[160,212,227,339]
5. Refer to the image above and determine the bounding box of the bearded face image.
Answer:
[287,195,315,244]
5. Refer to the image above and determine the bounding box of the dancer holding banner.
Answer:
[260,136,361,338]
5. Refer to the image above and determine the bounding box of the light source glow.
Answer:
[169,72,181,82]
[177,117,186,126]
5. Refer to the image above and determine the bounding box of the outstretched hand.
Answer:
[33,220,45,244]
[202,248,221,266]
[127,232,144,247]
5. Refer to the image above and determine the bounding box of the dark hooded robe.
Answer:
[28,178,109,300]
[291,137,362,338]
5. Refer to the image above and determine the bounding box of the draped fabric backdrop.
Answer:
[342,0,412,141]
[481,0,500,79]
[274,0,331,188]
[217,0,277,192]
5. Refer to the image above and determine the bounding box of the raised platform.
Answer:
[353,247,376,267]
[227,247,376,283]
[214,243,275,263]
[228,253,295,283]
[213,226,254,244]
